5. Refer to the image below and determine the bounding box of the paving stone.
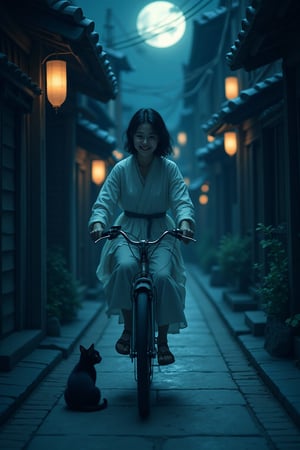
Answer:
[35,403,260,436]
[27,436,154,450]
[1,266,300,450]
[163,436,271,450]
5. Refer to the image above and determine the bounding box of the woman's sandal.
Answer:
[115,329,131,355]
[157,342,175,366]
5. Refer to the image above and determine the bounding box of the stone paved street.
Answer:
[0,268,300,449]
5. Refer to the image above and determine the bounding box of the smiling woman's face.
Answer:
[133,123,159,159]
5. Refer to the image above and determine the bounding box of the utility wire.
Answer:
[110,0,227,122]
[182,3,232,99]
[122,3,231,111]
[114,2,211,50]
[122,53,224,95]
[111,1,203,47]
[112,0,213,50]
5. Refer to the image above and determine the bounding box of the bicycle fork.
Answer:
[131,277,156,356]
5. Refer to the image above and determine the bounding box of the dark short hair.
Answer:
[124,108,173,157]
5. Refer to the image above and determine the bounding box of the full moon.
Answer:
[137,1,186,48]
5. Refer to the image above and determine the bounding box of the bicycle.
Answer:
[95,225,195,418]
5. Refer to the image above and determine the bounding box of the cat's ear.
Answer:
[88,343,95,351]
[80,345,86,353]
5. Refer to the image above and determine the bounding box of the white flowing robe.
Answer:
[88,155,195,333]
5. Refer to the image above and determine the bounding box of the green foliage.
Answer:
[255,223,289,319]
[47,247,81,323]
[218,234,251,288]
[286,314,300,335]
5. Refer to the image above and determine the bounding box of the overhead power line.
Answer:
[121,2,232,114]
[111,0,214,50]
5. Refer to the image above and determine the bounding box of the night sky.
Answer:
[75,0,218,131]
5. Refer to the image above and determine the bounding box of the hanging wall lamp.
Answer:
[177,131,187,146]
[46,59,67,109]
[199,194,208,205]
[199,182,209,205]
[201,183,209,193]
[92,160,106,185]
[224,131,238,156]
[225,76,239,100]
[173,145,180,159]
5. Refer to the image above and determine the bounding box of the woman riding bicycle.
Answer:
[89,108,195,366]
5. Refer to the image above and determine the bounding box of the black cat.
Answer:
[64,343,107,411]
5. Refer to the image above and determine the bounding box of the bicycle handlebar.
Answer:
[94,226,196,245]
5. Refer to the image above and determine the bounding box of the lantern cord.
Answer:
[41,52,74,65]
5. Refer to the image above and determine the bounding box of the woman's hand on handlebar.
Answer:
[90,222,104,242]
[179,220,194,244]
[91,224,196,245]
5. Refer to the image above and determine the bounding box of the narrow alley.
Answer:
[0,267,299,450]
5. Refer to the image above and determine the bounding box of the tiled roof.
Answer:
[22,0,118,101]
[202,73,283,136]
[0,53,42,96]
[77,117,116,158]
[186,6,227,71]
[106,48,132,73]
[197,6,227,25]
[77,95,115,130]
[226,0,300,71]
[78,118,116,144]
[195,137,224,160]
[189,175,210,191]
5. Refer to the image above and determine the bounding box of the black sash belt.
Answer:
[124,210,166,238]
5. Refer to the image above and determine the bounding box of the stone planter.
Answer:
[210,265,225,287]
[264,316,293,357]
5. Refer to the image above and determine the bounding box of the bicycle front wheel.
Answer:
[135,291,152,418]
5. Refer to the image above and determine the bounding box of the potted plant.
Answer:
[217,233,251,292]
[196,233,218,274]
[255,223,292,357]
[46,247,82,336]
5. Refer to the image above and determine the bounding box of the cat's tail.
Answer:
[95,398,108,411]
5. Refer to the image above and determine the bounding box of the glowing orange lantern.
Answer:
[199,194,208,205]
[224,131,237,156]
[177,131,187,146]
[225,76,239,100]
[46,60,67,109]
[92,160,106,185]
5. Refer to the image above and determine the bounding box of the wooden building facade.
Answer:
[0,0,119,371]
[181,0,300,326]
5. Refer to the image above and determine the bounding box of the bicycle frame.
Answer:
[131,250,156,364]
[130,234,165,363]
